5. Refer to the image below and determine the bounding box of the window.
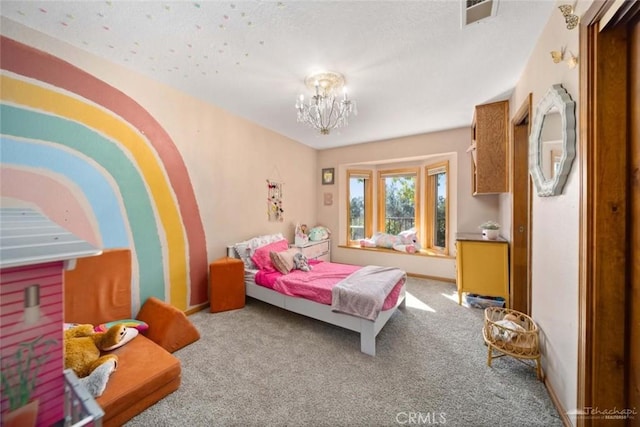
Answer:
[344,160,450,257]
[425,161,449,254]
[346,170,372,245]
[377,168,420,236]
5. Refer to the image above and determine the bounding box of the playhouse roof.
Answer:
[0,208,101,268]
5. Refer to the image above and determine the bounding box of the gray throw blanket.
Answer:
[331,266,406,320]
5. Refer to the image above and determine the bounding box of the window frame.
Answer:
[376,167,421,238]
[424,161,449,255]
[346,169,373,245]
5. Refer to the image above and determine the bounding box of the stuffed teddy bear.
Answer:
[64,323,138,396]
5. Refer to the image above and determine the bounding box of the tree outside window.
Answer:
[378,168,420,237]
[347,170,372,244]
[426,161,449,254]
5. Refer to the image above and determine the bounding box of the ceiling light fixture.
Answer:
[295,71,357,135]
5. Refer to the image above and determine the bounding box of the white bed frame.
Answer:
[237,259,406,356]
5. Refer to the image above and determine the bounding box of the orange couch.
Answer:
[64,249,192,426]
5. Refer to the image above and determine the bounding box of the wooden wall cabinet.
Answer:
[471,100,509,194]
[456,234,509,307]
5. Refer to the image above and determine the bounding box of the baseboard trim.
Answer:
[407,272,456,283]
[185,302,209,315]
[543,372,571,426]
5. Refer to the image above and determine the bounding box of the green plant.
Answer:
[479,220,500,230]
[1,335,57,411]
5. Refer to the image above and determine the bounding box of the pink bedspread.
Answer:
[254,261,404,311]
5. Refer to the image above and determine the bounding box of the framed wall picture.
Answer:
[322,168,335,185]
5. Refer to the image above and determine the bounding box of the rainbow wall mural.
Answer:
[0,37,208,312]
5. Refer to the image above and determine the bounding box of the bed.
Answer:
[229,234,407,356]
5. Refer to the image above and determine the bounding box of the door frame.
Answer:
[577,1,639,425]
[510,95,532,315]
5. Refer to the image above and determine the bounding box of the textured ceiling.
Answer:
[1,1,556,149]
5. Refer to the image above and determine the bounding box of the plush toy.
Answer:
[308,226,331,241]
[64,323,138,396]
[79,359,117,398]
[292,252,312,271]
[360,228,421,253]
[294,223,309,246]
[491,314,525,341]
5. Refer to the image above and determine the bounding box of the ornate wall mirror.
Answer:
[529,84,576,196]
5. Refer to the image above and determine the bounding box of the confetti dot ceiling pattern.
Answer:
[2,1,557,149]
[12,1,267,77]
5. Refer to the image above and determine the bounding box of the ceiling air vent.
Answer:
[462,0,498,26]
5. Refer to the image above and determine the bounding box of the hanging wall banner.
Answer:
[267,180,284,222]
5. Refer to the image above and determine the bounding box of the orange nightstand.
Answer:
[209,257,245,313]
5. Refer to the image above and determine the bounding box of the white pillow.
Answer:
[490,319,525,341]
[234,233,285,269]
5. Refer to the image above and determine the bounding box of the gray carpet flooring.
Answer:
[126,277,562,427]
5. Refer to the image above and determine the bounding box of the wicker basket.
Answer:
[482,307,542,380]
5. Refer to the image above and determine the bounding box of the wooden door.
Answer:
[510,96,532,315]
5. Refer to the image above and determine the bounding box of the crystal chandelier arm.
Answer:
[296,71,355,135]
[328,99,340,128]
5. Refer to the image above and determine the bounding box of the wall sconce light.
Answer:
[558,4,579,30]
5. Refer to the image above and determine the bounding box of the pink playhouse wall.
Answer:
[1,261,65,426]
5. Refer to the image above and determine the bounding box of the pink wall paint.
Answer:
[1,36,208,306]
[0,167,101,248]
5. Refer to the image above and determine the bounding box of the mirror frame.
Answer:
[529,84,576,196]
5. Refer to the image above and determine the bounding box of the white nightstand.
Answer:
[291,239,331,262]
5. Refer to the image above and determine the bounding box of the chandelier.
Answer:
[295,71,357,135]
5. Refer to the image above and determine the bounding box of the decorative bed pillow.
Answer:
[270,248,298,274]
[233,243,253,269]
[251,239,288,271]
[234,233,285,269]
[270,249,313,274]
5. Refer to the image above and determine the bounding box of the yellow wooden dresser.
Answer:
[455,233,509,307]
